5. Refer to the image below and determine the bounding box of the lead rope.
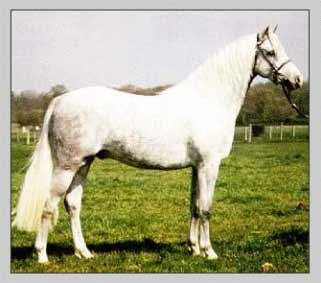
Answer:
[282,85,309,119]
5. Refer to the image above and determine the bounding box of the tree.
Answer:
[237,82,309,125]
[11,84,69,126]
[48,84,68,98]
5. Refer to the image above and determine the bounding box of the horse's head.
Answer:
[254,25,303,92]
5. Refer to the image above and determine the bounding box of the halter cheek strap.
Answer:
[255,33,291,83]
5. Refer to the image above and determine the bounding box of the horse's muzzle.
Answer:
[282,75,303,92]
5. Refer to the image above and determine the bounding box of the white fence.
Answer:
[234,124,309,143]
[12,125,41,145]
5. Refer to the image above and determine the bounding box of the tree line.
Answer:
[11,81,309,127]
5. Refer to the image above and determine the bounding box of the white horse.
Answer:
[13,26,303,263]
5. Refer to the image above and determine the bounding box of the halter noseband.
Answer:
[255,33,291,83]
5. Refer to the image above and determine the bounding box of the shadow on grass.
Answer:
[88,238,181,254]
[271,227,308,246]
[11,238,184,260]
[242,227,309,253]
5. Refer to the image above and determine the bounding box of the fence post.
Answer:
[292,125,296,138]
[280,122,284,141]
[269,125,273,140]
[248,124,252,143]
[244,126,248,142]
[17,129,20,143]
[26,129,30,145]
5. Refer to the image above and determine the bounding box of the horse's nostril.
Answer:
[295,75,302,88]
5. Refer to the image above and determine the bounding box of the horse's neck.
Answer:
[176,34,257,119]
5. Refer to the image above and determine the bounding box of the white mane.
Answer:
[164,34,257,115]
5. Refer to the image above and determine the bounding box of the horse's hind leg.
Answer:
[35,168,76,263]
[64,160,93,259]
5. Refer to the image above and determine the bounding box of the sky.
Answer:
[12,10,308,93]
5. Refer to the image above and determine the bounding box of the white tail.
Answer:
[12,99,57,232]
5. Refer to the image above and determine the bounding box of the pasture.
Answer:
[11,140,308,273]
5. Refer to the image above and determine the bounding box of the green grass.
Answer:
[11,141,309,273]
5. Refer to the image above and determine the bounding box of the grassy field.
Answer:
[11,141,309,273]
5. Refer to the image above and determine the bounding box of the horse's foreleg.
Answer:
[35,168,76,263]
[64,163,93,259]
[188,167,200,256]
[197,160,220,260]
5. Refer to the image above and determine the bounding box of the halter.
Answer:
[252,33,308,119]
[255,33,292,83]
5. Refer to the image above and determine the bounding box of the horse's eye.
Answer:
[266,50,276,56]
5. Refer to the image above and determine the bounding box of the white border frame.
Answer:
[1,1,320,282]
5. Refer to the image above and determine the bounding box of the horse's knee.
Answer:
[64,200,78,216]
[40,197,60,228]
[192,209,211,222]
[41,209,54,220]
[43,200,56,217]
[64,194,80,217]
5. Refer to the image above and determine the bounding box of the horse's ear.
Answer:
[265,25,272,35]
[273,24,278,33]
[258,26,270,41]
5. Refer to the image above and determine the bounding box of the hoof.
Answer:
[75,248,94,259]
[38,256,49,264]
[36,249,49,264]
[200,248,218,260]
[187,242,200,256]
